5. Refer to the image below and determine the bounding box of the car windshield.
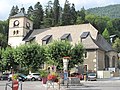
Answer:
[33,74,40,76]
[89,73,96,76]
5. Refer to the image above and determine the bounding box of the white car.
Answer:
[26,73,41,81]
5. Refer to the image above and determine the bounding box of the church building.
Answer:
[8,8,118,73]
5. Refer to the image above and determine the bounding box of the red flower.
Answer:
[47,74,56,81]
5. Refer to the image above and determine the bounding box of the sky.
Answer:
[0,0,120,20]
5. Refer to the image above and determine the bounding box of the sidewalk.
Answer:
[42,82,66,90]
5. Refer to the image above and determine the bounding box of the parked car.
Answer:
[70,73,84,80]
[0,73,10,80]
[87,73,97,81]
[26,73,41,81]
[8,73,27,82]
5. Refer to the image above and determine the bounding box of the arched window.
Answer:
[13,31,16,35]
[112,56,116,67]
[105,55,109,68]
[16,30,19,34]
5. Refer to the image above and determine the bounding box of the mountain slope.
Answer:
[87,4,120,18]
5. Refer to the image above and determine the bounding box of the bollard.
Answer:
[12,80,19,90]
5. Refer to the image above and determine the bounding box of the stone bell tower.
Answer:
[8,8,33,47]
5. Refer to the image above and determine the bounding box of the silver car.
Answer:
[26,73,41,81]
[87,73,97,81]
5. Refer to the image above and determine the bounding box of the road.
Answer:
[67,80,120,90]
[0,79,120,90]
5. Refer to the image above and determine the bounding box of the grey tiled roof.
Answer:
[10,8,27,18]
[96,34,113,51]
[22,24,113,52]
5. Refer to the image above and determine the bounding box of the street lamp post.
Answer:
[63,57,70,71]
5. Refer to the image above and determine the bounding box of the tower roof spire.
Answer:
[10,7,26,18]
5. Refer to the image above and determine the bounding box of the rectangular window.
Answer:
[84,51,88,59]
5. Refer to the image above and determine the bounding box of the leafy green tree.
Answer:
[47,40,84,70]
[33,2,44,29]
[53,0,60,26]
[106,20,114,35]
[112,38,120,53]
[0,33,7,48]
[14,43,46,72]
[76,16,84,24]
[70,43,84,68]
[112,18,120,36]
[77,7,86,23]
[0,20,8,48]
[47,40,72,70]
[0,49,3,71]
[1,47,16,71]
[102,28,110,42]
[9,5,19,16]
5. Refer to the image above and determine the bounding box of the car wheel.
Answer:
[31,77,36,81]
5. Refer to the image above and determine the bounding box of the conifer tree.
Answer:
[33,2,44,29]
[53,0,60,26]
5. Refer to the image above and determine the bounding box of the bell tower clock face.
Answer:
[14,20,19,26]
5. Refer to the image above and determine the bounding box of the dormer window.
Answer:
[80,32,90,39]
[61,33,71,41]
[42,35,52,45]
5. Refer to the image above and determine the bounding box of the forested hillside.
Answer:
[87,4,120,18]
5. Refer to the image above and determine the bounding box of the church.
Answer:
[8,8,118,73]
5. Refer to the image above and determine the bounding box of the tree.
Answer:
[14,43,46,72]
[33,2,44,29]
[102,28,110,42]
[112,18,120,36]
[0,33,7,48]
[47,40,72,70]
[9,5,19,16]
[77,7,86,23]
[70,3,77,24]
[53,0,60,26]
[70,43,84,68]
[1,47,16,71]
[47,40,84,70]
[27,6,34,20]
[43,1,54,27]
[62,0,71,25]
[112,38,120,53]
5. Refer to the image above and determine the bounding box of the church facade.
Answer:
[8,8,118,72]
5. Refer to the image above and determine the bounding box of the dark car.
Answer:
[8,73,27,82]
[70,73,84,80]
[0,73,10,80]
